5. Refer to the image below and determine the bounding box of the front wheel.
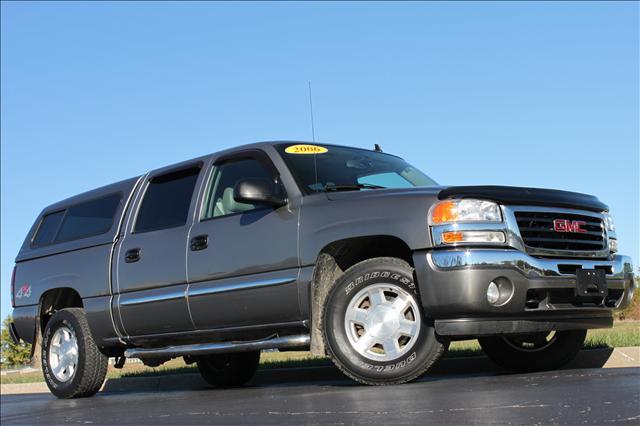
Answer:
[323,257,448,385]
[42,308,108,399]
[196,351,260,388]
[479,329,587,373]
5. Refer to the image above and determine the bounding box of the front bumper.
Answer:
[413,249,635,337]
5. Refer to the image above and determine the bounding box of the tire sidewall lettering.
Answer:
[42,325,58,389]
[345,270,416,297]
[357,351,417,372]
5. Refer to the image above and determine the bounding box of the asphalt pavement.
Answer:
[2,365,639,425]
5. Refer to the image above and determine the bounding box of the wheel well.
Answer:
[309,235,414,356]
[320,235,413,271]
[39,287,83,332]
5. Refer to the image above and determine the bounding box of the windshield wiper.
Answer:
[323,183,387,192]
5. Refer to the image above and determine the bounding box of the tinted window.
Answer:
[56,194,122,242]
[32,210,65,246]
[135,167,200,232]
[202,159,273,219]
[276,144,437,193]
[358,172,413,188]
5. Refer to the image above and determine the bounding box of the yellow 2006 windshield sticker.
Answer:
[285,144,328,154]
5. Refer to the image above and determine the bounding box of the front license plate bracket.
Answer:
[575,269,607,298]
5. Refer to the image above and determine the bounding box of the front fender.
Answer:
[299,191,438,265]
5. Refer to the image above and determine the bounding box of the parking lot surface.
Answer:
[2,366,639,425]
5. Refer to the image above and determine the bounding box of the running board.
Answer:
[124,334,310,359]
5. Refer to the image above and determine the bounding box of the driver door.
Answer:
[186,151,301,330]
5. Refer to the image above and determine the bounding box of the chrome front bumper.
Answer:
[412,249,635,337]
[428,250,635,281]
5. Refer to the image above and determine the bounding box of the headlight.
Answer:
[604,213,615,232]
[429,199,502,225]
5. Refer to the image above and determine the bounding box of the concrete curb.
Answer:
[2,346,638,395]
[0,367,39,376]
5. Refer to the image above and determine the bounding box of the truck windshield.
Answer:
[276,143,437,193]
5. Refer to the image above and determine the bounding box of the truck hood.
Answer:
[439,185,607,212]
[326,185,608,212]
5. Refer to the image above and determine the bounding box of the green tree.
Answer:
[1,316,32,367]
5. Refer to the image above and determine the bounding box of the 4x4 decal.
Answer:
[15,284,31,299]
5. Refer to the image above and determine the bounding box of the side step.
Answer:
[124,334,310,359]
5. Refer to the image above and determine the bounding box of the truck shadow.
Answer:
[101,348,615,394]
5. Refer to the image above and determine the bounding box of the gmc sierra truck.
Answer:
[9,141,635,399]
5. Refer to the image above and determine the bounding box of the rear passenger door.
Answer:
[186,152,300,330]
[114,164,203,337]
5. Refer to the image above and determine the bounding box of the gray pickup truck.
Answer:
[9,142,635,398]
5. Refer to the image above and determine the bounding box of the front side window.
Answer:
[135,167,200,233]
[202,158,273,219]
[276,143,437,193]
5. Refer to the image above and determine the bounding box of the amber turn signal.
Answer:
[430,201,458,224]
[442,231,464,243]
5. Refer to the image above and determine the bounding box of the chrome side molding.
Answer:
[119,289,186,307]
[124,334,310,359]
[188,276,296,298]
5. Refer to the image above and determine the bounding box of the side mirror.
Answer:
[233,178,287,208]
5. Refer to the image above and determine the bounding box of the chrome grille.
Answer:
[515,211,606,252]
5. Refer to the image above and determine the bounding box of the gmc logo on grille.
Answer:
[553,219,587,233]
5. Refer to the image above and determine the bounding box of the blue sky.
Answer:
[1,2,638,319]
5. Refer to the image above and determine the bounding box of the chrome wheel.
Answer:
[344,283,421,361]
[503,331,557,352]
[48,326,79,382]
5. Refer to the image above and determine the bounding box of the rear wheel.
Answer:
[42,308,108,399]
[479,329,587,372]
[196,351,260,388]
[323,257,448,385]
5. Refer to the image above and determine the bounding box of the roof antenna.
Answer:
[308,81,316,142]
[308,81,319,188]
[374,143,383,152]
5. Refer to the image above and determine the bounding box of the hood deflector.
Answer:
[438,186,608,213]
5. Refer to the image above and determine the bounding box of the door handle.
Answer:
[124,248,141,263]
[190,235,209,251]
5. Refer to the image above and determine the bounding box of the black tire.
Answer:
[479,329,587,373]
[196,351,260,388]
[42,308,108,399]
[323,257,448,385]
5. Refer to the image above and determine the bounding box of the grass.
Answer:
[2,321,638,385]
[581,322,640,348]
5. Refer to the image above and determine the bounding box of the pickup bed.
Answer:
[9,141,635,398]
